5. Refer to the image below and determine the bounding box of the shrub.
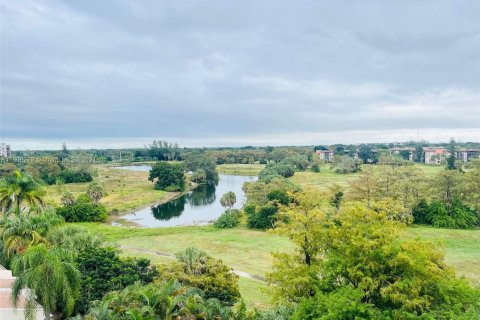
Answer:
[59,170,93,183]
[267,189,290,206]
[412,199,431,224]
[156,247,240,305]
[247,205,277,229]
[57,195,107,222]
[430,198,478,229]
[214,209,241,229]
[412,198,478,229]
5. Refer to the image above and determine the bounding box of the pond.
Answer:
[114,165,257,227]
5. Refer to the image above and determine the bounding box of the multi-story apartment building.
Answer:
[315,149,335,162]
[455,149,480,163]
[0,143,11,158]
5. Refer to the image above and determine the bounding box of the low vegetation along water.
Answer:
[115,165,257,227]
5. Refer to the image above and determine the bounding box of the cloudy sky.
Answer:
[1,0,479,149]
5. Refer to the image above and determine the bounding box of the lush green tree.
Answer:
[148,161,185,191]
[11,244,81,320]
[220,191,236,209]
[267,190,325,302]
[331,155,362,174]
[192,169,207,184]
[24,157,62,185]
[0,210,63,265]
[0,171,46,215]
[247,205,277,229]
[47,225,104,254]
[358,144,378,164]
[349,167,377,208]
[271,203,480,318]
[267,189,290,206]
[413,145,424,163]
[328,184,344,211]
[0,162,18,177]
[86,181,104,204]
[157,247,240,305]
[184,153,219,185]
[447,138,457,170]
[75,245,158,314]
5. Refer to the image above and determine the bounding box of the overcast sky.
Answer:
[1,0,479,150]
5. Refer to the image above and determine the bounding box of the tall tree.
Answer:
[220,191,236,210]
[11,244,81,320]
[0,171,45,215]
[446,138,457,170]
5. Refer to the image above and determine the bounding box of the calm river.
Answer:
[114,165,257,227]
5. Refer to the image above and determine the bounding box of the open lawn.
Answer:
[217,164,265,176]
[79,222,480,307]
[45,165,173,213]
[290,164,444,192]
[406,225,480,283]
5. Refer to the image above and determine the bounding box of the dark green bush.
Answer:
[57,195,107,222]
[59,170,93,183]
[247,205,277,229]
[267,189,290,206]
[412,198,478,229]
[214,209,241,229]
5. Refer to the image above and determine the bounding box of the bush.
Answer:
[247,205,277,229]
[412,198,478,229]
[267,189,290,206]
[59,170,93,183]
[156,247,240,305]
[214,209,241,229]
[57,195,107,222]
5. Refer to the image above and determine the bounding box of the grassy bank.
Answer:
[45,165,172,213]
[217,164,265,176]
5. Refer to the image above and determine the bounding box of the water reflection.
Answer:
[114,167,257,227]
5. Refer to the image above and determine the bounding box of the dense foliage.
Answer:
[57,194,107,222]
[148,161,185,191]
[269,193,480,319]
[184,153,219,185]
[214,209,241,229]
[75,245,158,314]
[413,198,478,229]
[157,247,240,305]
[84,281,232,320]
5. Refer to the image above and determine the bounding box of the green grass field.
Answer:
[217,164,265,176]
[45,165,173,214]
[80,222,480,307]
[290,164,444,192]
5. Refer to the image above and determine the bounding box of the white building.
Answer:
[0,143,11,158]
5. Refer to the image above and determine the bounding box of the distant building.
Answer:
[455,149,480,163]
[0,143,11,158]
[316,149,335,162]
[423,147,447,164]
[390,147,415,161]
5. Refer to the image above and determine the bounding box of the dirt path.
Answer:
[120,245,266,282]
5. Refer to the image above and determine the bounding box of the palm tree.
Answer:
[0,210,63,265]
[220,191,236,210]
[11,244,81,320]
[0,171,46,216]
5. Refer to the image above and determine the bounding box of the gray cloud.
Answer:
[1,0,479,149]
